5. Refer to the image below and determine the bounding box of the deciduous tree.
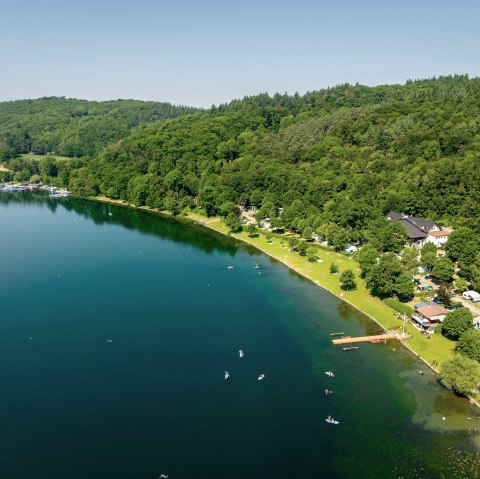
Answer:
[432,256,455,282]
[340,269,357,290]
[456,330,480,363]
[394,273,414,301]
[421,242,437,270]
[367,252,403,296]
[442,308,473,340]
[440,355,480,396]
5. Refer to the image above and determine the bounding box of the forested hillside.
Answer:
[3,76,480,262]
[0,97,199,159]
[65,75,480,232]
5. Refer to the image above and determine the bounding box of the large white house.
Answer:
[386,212,451,248]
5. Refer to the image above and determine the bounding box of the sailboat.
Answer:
[224,371,230,380]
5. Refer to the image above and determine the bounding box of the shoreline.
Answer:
[89,196,480,409]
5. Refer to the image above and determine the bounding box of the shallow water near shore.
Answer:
[1,192,479,478]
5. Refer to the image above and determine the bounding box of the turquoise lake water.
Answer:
[1,193,479,478]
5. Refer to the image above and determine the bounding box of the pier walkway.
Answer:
[332,334,398,345]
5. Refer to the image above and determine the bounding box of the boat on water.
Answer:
[253,264,260,269]
[227,265,234,270]
[325,371,335,377]
[326,415,339,425]
[369,338,383,344]
[239,349,244,358]
[343,346,358,351]
[224,371,230,380]
[341,335,351,339]
[258,373,265,381]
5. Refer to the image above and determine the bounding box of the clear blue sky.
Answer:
[1,0,479,107]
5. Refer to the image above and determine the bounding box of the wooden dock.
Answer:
[332,334,397,345]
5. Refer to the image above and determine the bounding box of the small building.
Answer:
[427,229,451,247]
[411,304,449,332]
[417,304,448,323]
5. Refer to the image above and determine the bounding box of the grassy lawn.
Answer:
[194,219,456,367]
[92,199,457,370]
[20,153,72,162]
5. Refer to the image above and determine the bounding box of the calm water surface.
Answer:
[1,193,479,479]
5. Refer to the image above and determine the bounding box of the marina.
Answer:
[0,183,71,197]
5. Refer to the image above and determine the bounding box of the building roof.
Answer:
[416,305,449,319]
[415,301,434,308]
[399,219,427,240]
[428,230,451,237]
[386,211,406,221]
[386,211,439,235]
[407,216,437,232]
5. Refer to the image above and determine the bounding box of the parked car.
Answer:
[425,274,432,279]
[432,296,444,305]
[445,304,464,311]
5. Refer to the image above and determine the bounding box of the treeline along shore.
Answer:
[3,74,480,402]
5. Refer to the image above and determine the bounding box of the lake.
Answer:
[0,192,479,478]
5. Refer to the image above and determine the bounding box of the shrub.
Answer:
[383,298,414,316]
[340,269,356,290]
[306,247,318,262]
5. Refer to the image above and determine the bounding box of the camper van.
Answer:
[463,291,480,303]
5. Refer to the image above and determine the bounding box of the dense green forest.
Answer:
[0,97,199,160]
[3,76,480,273]
[62,76,480,245]
[73,75,480,227]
